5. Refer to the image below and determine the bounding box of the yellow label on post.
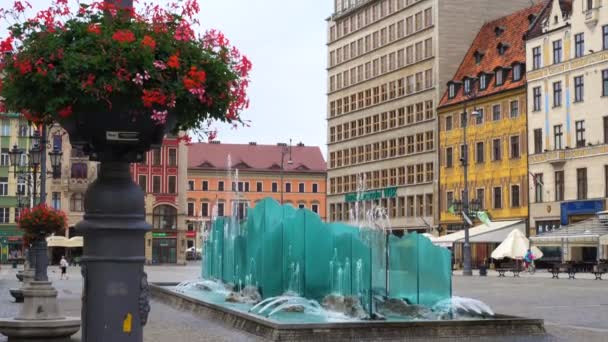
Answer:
[123,313,132,334]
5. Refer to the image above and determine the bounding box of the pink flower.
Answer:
[151,109,168,125]
[153,60,167,70]
[132,73,144,85]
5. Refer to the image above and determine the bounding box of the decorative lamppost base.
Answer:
[10,268,35,303]
[0,281,80,341]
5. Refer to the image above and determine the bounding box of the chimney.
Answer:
[297,142,305,147]
[277,143,287,147]
[210,141,220,144]
[249,142,257,145]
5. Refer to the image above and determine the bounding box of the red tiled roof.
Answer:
[188,142,326,173]
[439,2,548,108]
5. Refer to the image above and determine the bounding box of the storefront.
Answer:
[0,228,24,264]
[560,200,605,226]
[151,232,177,264]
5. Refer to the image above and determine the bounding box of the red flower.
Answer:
[87,24,101,35]
[142,89,167,107]
[167,54,180,69]
[141,35,156,49]
[58,105,72,118]
[0,36,13,53]
[112,29,136,43]
[14,59,32,75]
[81,74,95,89]
[183,66,207,90]
[104,84,113,93]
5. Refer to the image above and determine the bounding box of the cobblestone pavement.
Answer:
[0,263,607,341]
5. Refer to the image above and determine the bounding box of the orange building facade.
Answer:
[186,142,327,248]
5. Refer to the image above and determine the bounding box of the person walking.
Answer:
[60,255,69,280]
[524,249,535,274]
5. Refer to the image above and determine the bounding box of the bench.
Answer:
[591,265,608,280]
[550,264,577,279]
[496,262,522,277]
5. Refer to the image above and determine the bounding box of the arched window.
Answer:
[153,205,177,230]
[70,193,84,212]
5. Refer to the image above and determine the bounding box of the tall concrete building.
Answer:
[526,0,608,234]
[326,0,535,232]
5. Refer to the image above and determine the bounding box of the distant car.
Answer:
[186,247,202,260]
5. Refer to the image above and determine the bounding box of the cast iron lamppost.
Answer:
[450,77,482,277]
[279,139,293,204]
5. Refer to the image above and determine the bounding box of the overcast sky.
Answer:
[0,0,331,156]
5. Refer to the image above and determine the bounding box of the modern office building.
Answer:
[186,141,327,245]
[326,0,535,232]
[526,0,608,238]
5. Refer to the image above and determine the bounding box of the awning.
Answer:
[432,220,524,247]
[531,216,608,247]
[46,236,83,248]
[600,234,608,245]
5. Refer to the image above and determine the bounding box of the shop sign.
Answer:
[186,232,196,238]
[152,232,177,238]
[344,187,397,203]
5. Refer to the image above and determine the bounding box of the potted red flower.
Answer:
[17,204,67,241]
[0,0,251,161]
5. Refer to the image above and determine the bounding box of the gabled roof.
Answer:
[188,142,326,173]
[439,2,548,108]
[527,0,570,40]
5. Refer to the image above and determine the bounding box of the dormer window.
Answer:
[494,26,505,37]
[448,83,456,99]
[479,74,488,90]
[497,43,509,55]
[474,50,484,64]
[464,78,472,95]
[495,69,504,86]
[513,64,522,81]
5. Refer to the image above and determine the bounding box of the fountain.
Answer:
[152,172,545,340]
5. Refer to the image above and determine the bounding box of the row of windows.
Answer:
[532,167,592,203]
[532,120,589,153]
[187,201,320,218]
[442,100,521,132]
[137,148,178,167]
[443,135,522,168]
[329,6,433,67]
[187,180,320,194]
[329,100,433,144]
[137,175,178,194]
[329,69,434,118]
[0,119,29,137]
[331,0,426,42]
[445,184,522,211]
[329,130,434,169]
[531,26,608,70]
[329,37,433,92]
[329,163,434,195]
[531,71,608,112]
[0,207,21,223]
[329,194,434,222]
[447,64,523,99]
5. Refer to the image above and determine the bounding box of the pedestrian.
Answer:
[524,249,534,272]
[60,255,69,280]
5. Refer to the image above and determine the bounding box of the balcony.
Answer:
[68,178,90,192]
[545,150,566,166]
[585,8,599,25]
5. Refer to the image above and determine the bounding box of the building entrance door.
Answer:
[152,238,177,264]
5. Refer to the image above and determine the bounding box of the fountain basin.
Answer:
[151,284,545,341]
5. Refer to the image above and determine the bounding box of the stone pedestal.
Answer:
[0,281,81,341]
[10,268,34,303]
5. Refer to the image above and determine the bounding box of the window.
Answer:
[554,124,563,149]
[311,204,319,214]
[446,147,453,168]
[153,205,177,230]
[605,116,608,144]
[0,120,9,136]
[187,180,194,191]
[138,175,147,192]
[475,108,484,125]
[152,175,161,193]
[256,182,263,192]
[201,202,209,217]
[168,148,177,166]
[495,69,503,86]
[476,142,484,163]
[298,183,305,193]
[604,25,608,50]
[0,177,7,196]
[603,69,608,96]
[513,64,522,81]
[510,100,519,117]
[217,202,225,217]
[312,183,319,193]
[577,168,587,200]
[493,187,502,209]
[218,181,224,191]
[476,188,485,210]
[510,136,520,159]
[492,139,501,161]
[534,173,543,203]
[0,208,8,223]
[532,46,541,70]
[479,74,487,90]
[533,87,542,111]
[553,40,562,64]
[445,116,453,131]
[201,181,208,191]
[448,84,455,99]
[534,129,542,154]
[587,0,594,10]
[187,202,194,216]
[606,166,608,197]
[285,183,292,193]
[446,191,454,211]
[576,120,586,147]
[553,81,562,107]
[70,193,84,212]
[272,182,278,192]
[575,33,584,58]
[168,176,176,194]
[152,148,161,166]
[51,192,61,210]
[298,203,306,209]
[16,175,25,196]
[492,104,501,121]
[464,78,471,95]
[574,76,584,102]
[555,171,564,201]
[0,149,8,167]
[71,162,87,179]
[18,123,29,137]
[511,185,520,208]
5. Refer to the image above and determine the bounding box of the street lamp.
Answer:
[279,139,293,205]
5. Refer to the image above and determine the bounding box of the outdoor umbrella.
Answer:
[46,235,71,248]
[491,229,543,260]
